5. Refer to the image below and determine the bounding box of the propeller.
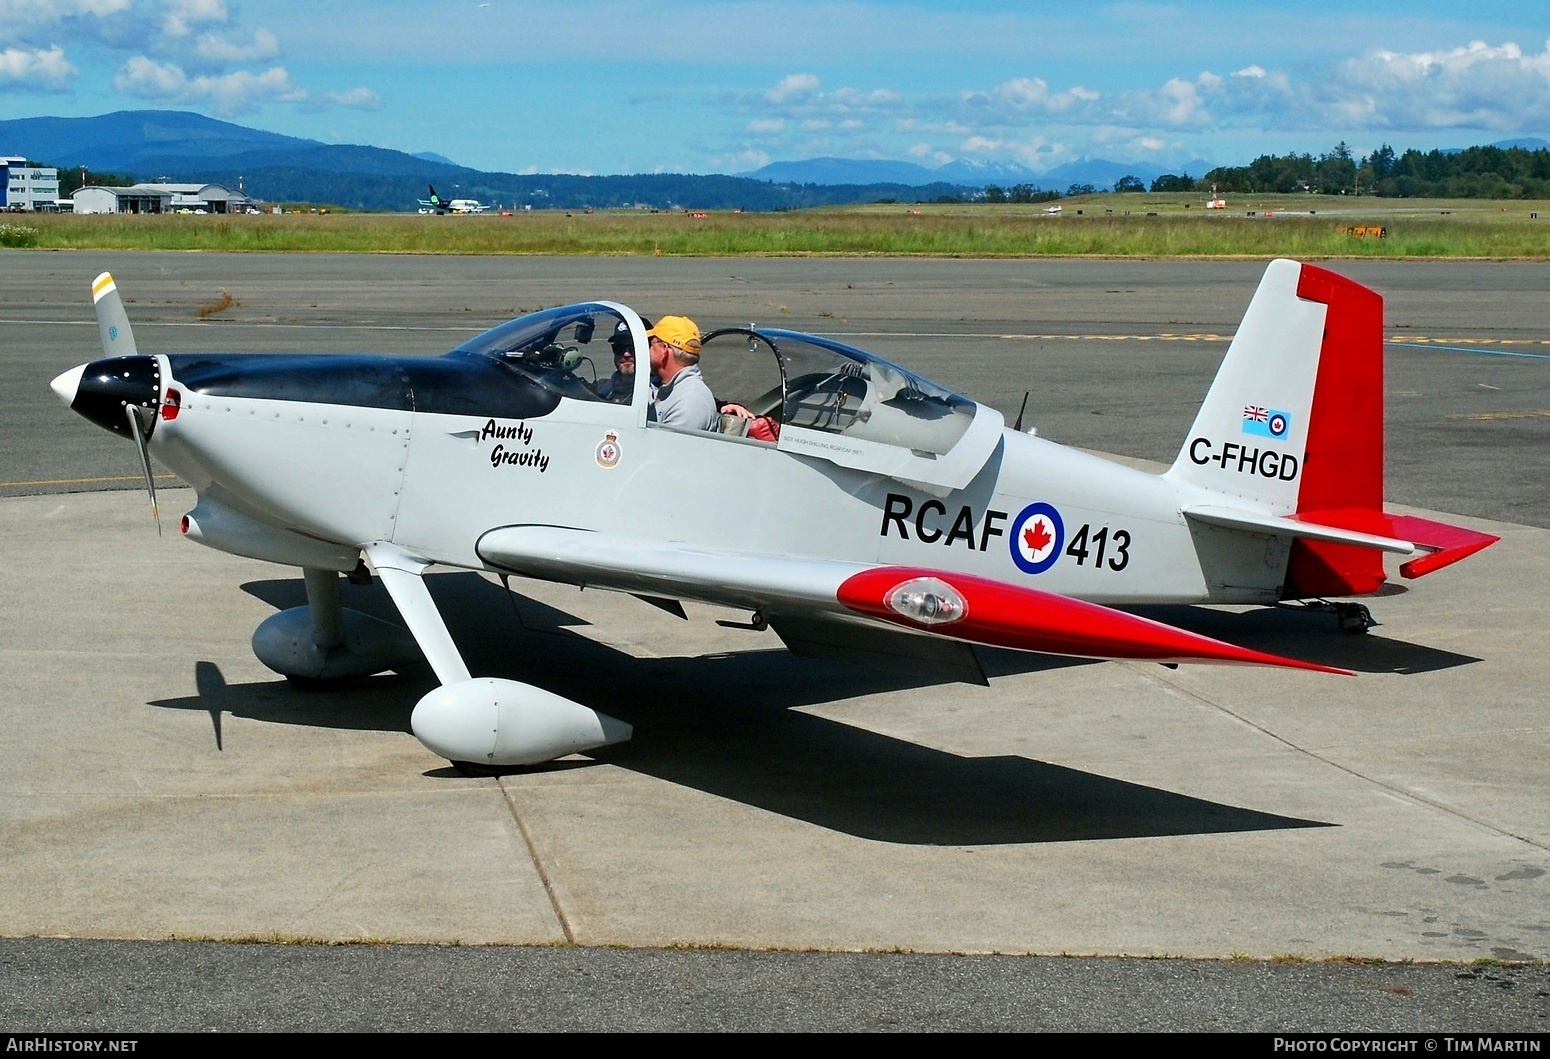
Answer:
[92,271,139,358]
[124,402,161,535]
[93,272,160,532]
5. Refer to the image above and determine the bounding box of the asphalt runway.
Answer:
[1,253,1547,1031]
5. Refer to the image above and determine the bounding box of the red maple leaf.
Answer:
[1023,519,1052,554]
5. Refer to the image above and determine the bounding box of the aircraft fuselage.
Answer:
[111,350,1276,609]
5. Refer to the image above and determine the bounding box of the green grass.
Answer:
[0,222,41,248]
[7,195,1549,258]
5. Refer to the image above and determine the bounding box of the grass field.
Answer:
[6,194,1548,258]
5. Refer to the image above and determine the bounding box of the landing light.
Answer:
[884,577,967,626]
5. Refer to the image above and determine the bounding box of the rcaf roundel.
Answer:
[1009,502,1064,575]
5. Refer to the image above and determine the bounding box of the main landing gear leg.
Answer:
[364,543,632,769]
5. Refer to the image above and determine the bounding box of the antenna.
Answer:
[1012,390,1030,432]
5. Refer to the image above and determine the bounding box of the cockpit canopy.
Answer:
[450,302,632,404]
[698,327,976,456]
[450,302,1003,490]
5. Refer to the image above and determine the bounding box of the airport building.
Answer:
[2,157,61,211]
[72,182,253,215]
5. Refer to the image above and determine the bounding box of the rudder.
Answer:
[1167,260,1388,596]
[1282,263,1386,596]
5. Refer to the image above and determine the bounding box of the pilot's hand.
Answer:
[720,403,755,419]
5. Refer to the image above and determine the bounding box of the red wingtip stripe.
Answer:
[838,567,1350,676]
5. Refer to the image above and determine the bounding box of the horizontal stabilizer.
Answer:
[1183,504,1417,554]
[1183,505,1498,580]
[1303,509,1499,579]
[838,566,1349,675]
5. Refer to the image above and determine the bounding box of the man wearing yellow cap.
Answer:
[646,315,719,431]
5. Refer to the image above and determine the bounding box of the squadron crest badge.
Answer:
[595,430,622,469]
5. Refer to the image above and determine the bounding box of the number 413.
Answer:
[1066,523,1131,571]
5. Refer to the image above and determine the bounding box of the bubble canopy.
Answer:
[451,303,1003,488]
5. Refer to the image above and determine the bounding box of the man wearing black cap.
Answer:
[597,317,650,403]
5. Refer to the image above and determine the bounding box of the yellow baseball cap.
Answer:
[647,315,702,356]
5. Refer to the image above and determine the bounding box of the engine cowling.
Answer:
[411,678,632,766]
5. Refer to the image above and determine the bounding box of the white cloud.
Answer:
[0,0,134,58]
[717,32,1550,175]
[320,86,379,110]
[1330,39,1550,130]
[0,44,77,90]
[744,73,903,121]
[112,55,380,115]
[1100,38,1550,136]
[1157,75,1210,125]
[114,55,306,114]
[766,73,817,103]
[161,0,226,37]
[831,86,899,108]
[958,77,1103,119]
[193,27,278,64]
[0,0,131,26]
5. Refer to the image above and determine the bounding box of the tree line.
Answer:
[1150,142,1550,199]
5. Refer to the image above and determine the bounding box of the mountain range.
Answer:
[6,110,1542,212]
[0,110,981,211]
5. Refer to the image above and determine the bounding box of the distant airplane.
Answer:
[417,185,489,214]
[1043,204,1062,215]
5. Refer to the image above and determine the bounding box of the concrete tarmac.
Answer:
[1,253,1547,1029]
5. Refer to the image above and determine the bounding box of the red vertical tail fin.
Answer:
[1283,264,1387,596]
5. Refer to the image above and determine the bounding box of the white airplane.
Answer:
[1043,204,1063,215]
[417,185,488,214]
[52,262,1497,770]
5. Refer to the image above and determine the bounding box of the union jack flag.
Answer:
[1243,405,1268,422]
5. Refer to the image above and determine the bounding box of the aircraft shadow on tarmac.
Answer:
[147,572,1336,846]
[1126,604,1482,674]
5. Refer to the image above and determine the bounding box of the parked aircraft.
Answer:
[417,184,489,214]
[51,263,1496,769]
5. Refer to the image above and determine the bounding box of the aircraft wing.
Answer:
[477,525,1347,675]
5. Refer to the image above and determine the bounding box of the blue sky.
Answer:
[3,1,1548,175]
